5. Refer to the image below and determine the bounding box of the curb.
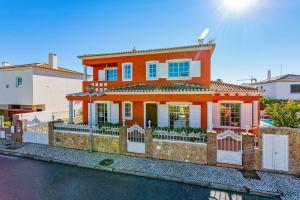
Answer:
[0,149,280,199]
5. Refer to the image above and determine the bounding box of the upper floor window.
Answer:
[122,63,132,81]
[291,84,300,93]
[106,68,118,81]
[220,103,241,127]
[146,61,158,80]
[168,61,190,78]
[16,77,23,88]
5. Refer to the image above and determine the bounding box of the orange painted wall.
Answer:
[78,93,213,128]
[83,49,213,87]
[74,94,260,129]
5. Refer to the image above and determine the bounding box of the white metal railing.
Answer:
[53,123,119,136]
[153,128,207,143]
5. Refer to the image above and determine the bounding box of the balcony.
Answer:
[82,81,122,92]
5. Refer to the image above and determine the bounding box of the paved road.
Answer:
[0,155,273,200]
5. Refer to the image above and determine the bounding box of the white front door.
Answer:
[263,134,288,171]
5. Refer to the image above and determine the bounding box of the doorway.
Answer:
[145,103,158,128]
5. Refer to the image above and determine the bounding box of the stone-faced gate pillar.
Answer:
[207,131,217,165]
[48,121,55,146]
[15,120,24,142]
[119,126,127,155]
[242,132,255,170]
[145,128,153,158]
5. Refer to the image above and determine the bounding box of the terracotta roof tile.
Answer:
[107,83,211,93]
[210,81,260,93]
[0,63,83,76]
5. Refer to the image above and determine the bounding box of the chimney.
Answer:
[48,53,57,69]
[267,70,271,80]
[1,61,10,67]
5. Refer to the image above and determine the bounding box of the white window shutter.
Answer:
[111,103,119,124]
[88,103,96,126]
[241,103,252,129]
[189,105,201,128]
[98,70,105,81]
[158,104,168,127]
[212,103,220,128]
[158,63,168,79]
[190,60,201,77]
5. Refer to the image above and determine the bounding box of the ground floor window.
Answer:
[220,103,241,127]
[169,105,189,128]
[97,103,108,124]
[123,102,132,119]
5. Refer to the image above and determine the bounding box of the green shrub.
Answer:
[4,121,12,126]
[265,100,300,128]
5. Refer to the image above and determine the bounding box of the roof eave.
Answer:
[78,43,216,60]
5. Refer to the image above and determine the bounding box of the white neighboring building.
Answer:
[0,53,83,119]
[254,71,300,100]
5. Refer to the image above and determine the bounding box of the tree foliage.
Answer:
[215,78,223,83]
[264,100,300,128]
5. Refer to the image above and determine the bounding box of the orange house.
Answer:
[66,43,261,134]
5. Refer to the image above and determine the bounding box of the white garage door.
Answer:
[263,134,288,171]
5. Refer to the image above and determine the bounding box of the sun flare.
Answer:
[221,0,258,12]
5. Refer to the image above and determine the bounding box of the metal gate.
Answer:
[23,118,49,145]
[127,124,145,154]
[217,130,242,165]
[263,134,288,171]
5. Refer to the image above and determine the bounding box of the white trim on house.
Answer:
[166,102,192,105]
[166,58,192,63]
[189,104,201,128]
[146,61,159,80]
[122,101,133,120]
[122,62,133,81]
[79,45,215,60]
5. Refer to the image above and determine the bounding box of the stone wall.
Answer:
[93,135,119,154]
[53,132,119,154]
[259,127,300,175]
[152,140,207,164]
[53,132,88,150]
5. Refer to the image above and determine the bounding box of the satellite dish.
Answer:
[198,28,209,44]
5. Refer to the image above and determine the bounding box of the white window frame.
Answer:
[168,104,190,128]
[146,61,159,80]
[166,59,192,80]
[219,102,241,129]
[93,101,112,125]
[122,63,132,81]
[122,101,133,120]
[16,76,23,88]
[105,67,118,81]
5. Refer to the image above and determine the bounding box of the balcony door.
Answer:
[97,103,108,125]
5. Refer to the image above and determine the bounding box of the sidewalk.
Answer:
[0,140,299,200]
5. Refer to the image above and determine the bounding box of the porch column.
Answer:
[83,65,87,81]
[68,100,74,124]
[207,101,213,131]
[252,101,259,126]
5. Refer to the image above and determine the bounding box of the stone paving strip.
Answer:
[0,140,299,200]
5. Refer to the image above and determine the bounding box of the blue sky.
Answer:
[0,0,299,83]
